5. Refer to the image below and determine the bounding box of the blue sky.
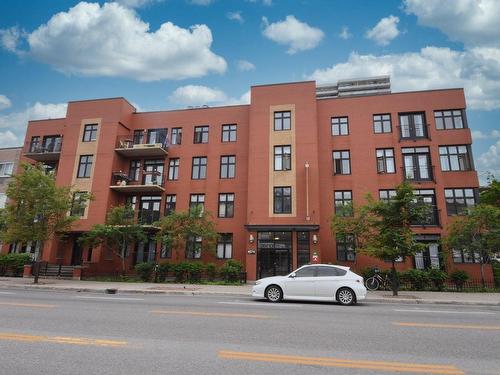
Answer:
[0,0,499,183]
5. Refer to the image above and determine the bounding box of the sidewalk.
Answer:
[1,277,499,306]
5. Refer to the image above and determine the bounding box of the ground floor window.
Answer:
[452,249,481,264]
[336,234,355,261]
[257,231,291,278]
[217,233,232,259]
[186,236,202,259]
[135,239,157,264]
[414,235,442,270]
[297,231,310,267]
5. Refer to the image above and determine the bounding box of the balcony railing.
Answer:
[114,134,168,157]
[24,139,62,161]
[109,170,165,193]
[402,165,435,182]
[397,124,431,141]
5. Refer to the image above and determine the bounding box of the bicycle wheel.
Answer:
[365,277,380,291]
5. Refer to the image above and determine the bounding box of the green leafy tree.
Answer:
[332,182,428,296]
[480,178,500,207]
[79,205,147,276]
[444,204,500,287]
[155,205,218,259]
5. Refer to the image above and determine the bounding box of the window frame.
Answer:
[77,155,93,178]
[216,233,233,259]
[70,191,87,217]
[336,234,356,262]
[220,155,236,179]
[164,194,176,215]
[191,156,207,180]
[0,162,14,177]
[445,188,477,216]
[398,112,428,139]
[373,114,392,134]
[331,116,349,136]
[171,127,182,145]
[274,145,292,171]
[218,193,235,218]
[334,190,353,217]
[434,109,466,130]
[82,124,98,142]
[189,194,205,214]
[168,158,180,180]
[193,126,209,144]
[376,148,395,174]
[221,124,237,142]
[186,236,202,259]
[439,145,472,172]
[273,186,292,214]
[274,111,291,131]
[332,150,351,175]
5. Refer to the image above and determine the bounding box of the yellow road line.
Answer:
[0,302,56,308]
[218,351,464,375]
[394,322,500,331]
[0,333,127,347]
[151,310,270,319]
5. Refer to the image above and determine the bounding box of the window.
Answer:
[222,124,237,142]
[217,233,233,259]
[333,150,351,175]
[402,147,432,181]
[189,194,205,214]
[376,148,395,174]
[220,155,236,179]
[273,145,291,171]
[160,242,171,258]
[218,193,234,218]
[273,186,292,214]
[171,127,182,145]
[295,266,317,277]
[192,157,207,179]
[331,117,349,136]
[452,249,481,264]
[42,136,62,153]
[143,159,164,185]
[70,192,87,217]
[274,111,291,131]
[399,112,427,139]
[138,196,161,225]
[0,162,14,177]
[126,196,137,211]
[194,126,209,144]
[168,158,179,180]
[317,266,347,277]
[0,193,7,209]
[128,160,141,181]
[147,128,167,145]
[29,136,40,152]
[165,195,176,215]
[373,114,392,133]
[43,163,57,175]
[379,189,396,202]
[133,130,144,145]
[445,188,477,215]
[434,110,465,130]
[297,232,310,268]
[134,239,157,264]
[77,155,93,178]
[439,145,472,172]
[334,191,353,216]
[186,236,202,259]
[337,234,355,261]
[82,124,98,142]
[412,190,438,226]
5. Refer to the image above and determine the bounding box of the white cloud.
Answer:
[339,26,352,40]
[404,0,500,47]
[366,15,400,46]
[477,140,500,182]
[112,0,161,8]
[189,0,213,5]
[0,95,12,111]
[237,60,255,71]
[0,2,226,81]
[0,27,22,53]
[246,0,272,5]
[0,130,19,148]
[227,11,244,23]
[169,85,249,106]
[308,47,500,110]
[472,130,500,140]
[262,15,324,54]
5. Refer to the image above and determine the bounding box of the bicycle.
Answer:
[365,268,390,291]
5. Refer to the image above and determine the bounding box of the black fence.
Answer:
[397,278,498,292]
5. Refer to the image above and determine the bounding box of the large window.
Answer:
[42,136,62,153]
[218,193,234,218]
[168,158,179,180]
[220,155,235,179]
[138,196,161,224]
[217,234,233,259]
[189,194,205,214]
[192,157,207,179]
[379,189,396,202]
[399,112,427,139]
[331,117,349,136]
[274,111,291,131]
[147,128,167,145]
[402,147,432,181]
[165,194,176,215]
[274,145,291,171]
[143,159,164,185]
[171,127,182,145]
[194,126,209,144]
[376,148,395,174]
[434,110,465,130]
[0,162,14,177]
[222,124,237,142]
[439,145,472,172]
[373,114,392,133]
[297,232,310,268]
[82,124,98,142]
[337,234,355,261]
[135,239,157,264]
[445,188,477,215]
[70,191,88,217]
[334,190,353,216]
[186,236,202,259]
[128,160,141,181]
[29,136,40,152]
[412,189,439,226]
[273,186,292,214]
[133,130,144,145]
[452,249,481,264]
[333,150,351,175]
[77,155,93,178]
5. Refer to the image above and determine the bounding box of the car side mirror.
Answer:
[289,272,296,278]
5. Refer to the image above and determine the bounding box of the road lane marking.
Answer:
[394,322,500,331]
[151,310,270,319]
[0,332,127,347]
[73,296,144,301]
[394,309,496,315]
[0,291,15,295]
[218,350,464,374]
[217,301,306,307]
[0,302,56,308]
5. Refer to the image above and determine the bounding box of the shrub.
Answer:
[220,260,243,282]
[401,269,429,291]
[0,253,31,276]
[205,262,218,281]
[427,269,448,291]
[187,262,204,282]
[450,270,469,291]
[134,262,154,282]
[157,262,170,282]
[492,260,500,288]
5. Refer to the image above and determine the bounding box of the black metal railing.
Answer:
[27,139,62,154]
[397,123,431,141]
[402,165,435,182]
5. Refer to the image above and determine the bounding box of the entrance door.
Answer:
[257,232,291,279]
[71,235,83,266]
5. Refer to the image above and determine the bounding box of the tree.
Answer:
[332,182,428,296]
[79,205,147,276]
[155,206,218,259]
[480,178,500,207]
[444,204,500,287]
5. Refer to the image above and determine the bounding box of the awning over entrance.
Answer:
[245,224,319,231]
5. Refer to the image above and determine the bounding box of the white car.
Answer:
[252,264,366,305]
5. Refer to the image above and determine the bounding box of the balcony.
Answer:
[402,166,435,182]
[114,134,168,158]
[24,139,62,162]
[109,170,165,194]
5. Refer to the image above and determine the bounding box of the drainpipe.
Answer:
[305,162,310,221]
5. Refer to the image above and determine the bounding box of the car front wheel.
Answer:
[265,285,282,302]
[336,287,356,305]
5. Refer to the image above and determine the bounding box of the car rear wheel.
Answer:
[265,285,282,302]
[336,287,356,305]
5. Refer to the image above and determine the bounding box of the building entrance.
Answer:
[257,231,291,279]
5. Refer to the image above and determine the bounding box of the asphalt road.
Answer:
[0,288,499,375]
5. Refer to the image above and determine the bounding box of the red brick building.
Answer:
[2,77,492,281]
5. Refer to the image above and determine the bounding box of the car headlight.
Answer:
[254,280,262,285]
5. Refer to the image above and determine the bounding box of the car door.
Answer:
[315,266,346,299]
[281,266,318,299]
